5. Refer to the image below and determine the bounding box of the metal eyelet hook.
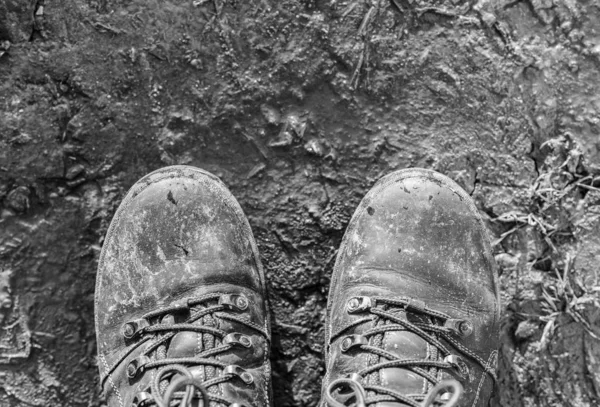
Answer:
[346,297,372,313]
[340,335,368,352]
[224,365,254,385]
[224,333,253,348]
[126,356,151,380]
[121,319,150,340]
[220,294,250,311]
[444,318,473,338]
[444,355,469,379]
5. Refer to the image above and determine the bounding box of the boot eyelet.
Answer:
[220,294,250,311]
[444,319,473,338]
[121,319,149,339]
[340,335,368,352]
[239,336,252,347]
[224,365,254,385]
[224,333,253,348]
[122,324,135,338]
[458,320,473,336]
[236,296,249,310]
[241,372,254,384]
[444,355,469,379]
[341,337,352,351]
[346,297,372,313]
[126,356,150,379]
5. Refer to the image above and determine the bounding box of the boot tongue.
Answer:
[165,314,220,383]
[375,309,432,406]
[166,332,199,358]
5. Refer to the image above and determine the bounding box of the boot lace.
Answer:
[100,292,269,407]
[324,296,497,407]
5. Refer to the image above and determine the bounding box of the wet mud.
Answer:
[1,0,600,405]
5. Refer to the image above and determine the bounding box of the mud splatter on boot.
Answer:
[322,168,500,407]
[95,166,272,407]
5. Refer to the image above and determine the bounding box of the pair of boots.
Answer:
[95,166,500,407]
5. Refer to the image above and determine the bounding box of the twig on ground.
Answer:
[241,131,269,160]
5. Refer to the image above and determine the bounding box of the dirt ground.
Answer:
[1,0,600,406]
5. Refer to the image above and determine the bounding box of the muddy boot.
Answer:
[322,168,500,407]
[95,166,271,407]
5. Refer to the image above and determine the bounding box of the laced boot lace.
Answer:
[324,296,497,407]
[100,293,268,407]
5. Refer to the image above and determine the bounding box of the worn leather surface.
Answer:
[95,165,271,407]
[322,168,500,407]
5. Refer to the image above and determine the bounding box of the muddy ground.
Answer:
[1,0,600,406]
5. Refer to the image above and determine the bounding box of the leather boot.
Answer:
[322,168,500,407]
[95,166,272,407]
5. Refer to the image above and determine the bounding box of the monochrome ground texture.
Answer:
[1,0,600,406]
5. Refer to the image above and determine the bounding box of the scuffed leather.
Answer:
[322,168,500,407]
[95,166,271,407]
